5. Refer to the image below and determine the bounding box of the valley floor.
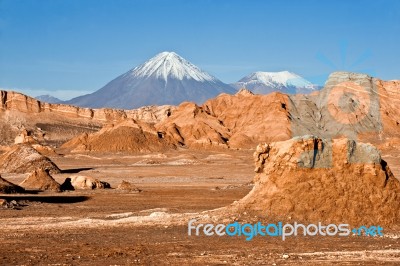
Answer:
[0,148,399,265]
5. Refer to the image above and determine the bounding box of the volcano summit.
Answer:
[66,52,235,109]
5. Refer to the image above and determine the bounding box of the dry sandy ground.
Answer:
[0,148,400,265]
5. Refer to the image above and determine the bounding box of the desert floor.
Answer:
[0,148,399,265]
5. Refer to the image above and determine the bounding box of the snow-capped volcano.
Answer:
[66,52,235,109]
[131,51,216,82]
[232,71,319,94]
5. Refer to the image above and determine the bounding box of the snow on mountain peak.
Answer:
[130,51,216,82]
[232,71,319,94]
[243,71,314,88]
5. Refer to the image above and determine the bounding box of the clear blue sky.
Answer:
[1,0,399,100]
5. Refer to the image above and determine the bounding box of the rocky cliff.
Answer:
[0,90,175,145]
[0,90,174,123]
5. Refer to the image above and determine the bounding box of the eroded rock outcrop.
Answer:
[0,90,175,146]
[203,91,291,148]
[230,136,400,226]
[0,91,174,123]
[14,129,37,145]
[20,168,61,192]
[13,129,58,156]
[157,102,231,148]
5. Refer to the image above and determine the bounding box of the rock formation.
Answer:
[157,102,231,148]
[202,91,291,148]
[19,168,61,192]
[13,129,58,156]
[14,129,37,145]
[116,180,142,193]
[0,90,174,124]
[70,176,111,189]
[229,136,400,226]
[0,90,175,145]
[0,144,60,174]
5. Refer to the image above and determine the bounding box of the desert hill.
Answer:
[62,119,176,153]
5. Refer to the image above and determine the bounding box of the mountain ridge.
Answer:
[232,70,319,94]
[35,95,63,104]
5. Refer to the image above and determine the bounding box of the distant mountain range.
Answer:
[35,95,62,104]
[41,52,319,109]
[231,71,319,94]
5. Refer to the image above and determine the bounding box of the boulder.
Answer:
[70,176,111,190]
[116,180,142,193]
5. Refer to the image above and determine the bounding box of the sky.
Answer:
[0,0,399,100]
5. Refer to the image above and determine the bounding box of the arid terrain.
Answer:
[1,148,400,265]
[1,71,400,265]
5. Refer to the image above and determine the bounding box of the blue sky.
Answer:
[0,0,399,100]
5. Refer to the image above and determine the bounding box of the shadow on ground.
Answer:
[61,167,93,174]
[0,195,90,204]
